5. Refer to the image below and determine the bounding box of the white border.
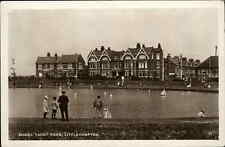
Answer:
[1,1,224,147]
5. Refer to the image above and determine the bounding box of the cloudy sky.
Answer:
[8,7,218,76]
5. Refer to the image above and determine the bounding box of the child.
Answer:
[52,97,58,119]
[198,109,206,118]
[43,96,49,119]
[103,106,112,119]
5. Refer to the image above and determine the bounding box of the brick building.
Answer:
[87,43,164,80]
[197,56,218,82]
[164,54,200,80]
[36,53,85,78]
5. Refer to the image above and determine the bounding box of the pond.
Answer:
[9,88,218,119]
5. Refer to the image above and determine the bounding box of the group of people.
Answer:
[43,91,69,121]
[43,91,112,120]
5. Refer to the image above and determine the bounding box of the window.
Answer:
[156,70,160,78]
[144,62,148,68]
[156,53,160,60]
[138,62,145,69]
[125,56,131,60]
[124,61,131,68]
[63,64,68,69]
[89,63,96,69]
[38,64,42,70]
[79,63,83,69]
[138,54,146,60]
[68,64,72,69]
[57,64,62,70]
[89,57,97,62]
[50,64,54,70]
[156,61,160,69]
[102,62,109,69]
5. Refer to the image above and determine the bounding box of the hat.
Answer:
[62,91,66,94]
[44,96,48,99]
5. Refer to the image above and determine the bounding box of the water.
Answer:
[9,88,218,119]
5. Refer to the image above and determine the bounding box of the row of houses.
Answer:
[36,43,219,81]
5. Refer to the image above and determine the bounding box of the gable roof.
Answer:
[61,54,77,63]
[128,48,140,57]
[107,50,124,61]
[36,56,60,64]
[36,53,84,64]
[92,49,102,60]
[198,56,218,69]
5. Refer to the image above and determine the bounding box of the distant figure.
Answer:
[198,110,206,118]
[103,106,112,119]
[117,81,120,87]
[51,97,58,119]
[104,91,107,97]
[160,88,167,97]
[121,76,125,86]
[43,96,49,119]
[109,93,113,100]
[148,89,151,95]
[93,96,104,118]
[207,84,211,88]
[58,91,69,121]
[90,84,93,90]
[187,83,191,88]
[39,83,42,88]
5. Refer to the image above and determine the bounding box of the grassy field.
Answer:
[9,117,218,140]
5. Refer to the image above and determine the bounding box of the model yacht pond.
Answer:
[9,88,218,119]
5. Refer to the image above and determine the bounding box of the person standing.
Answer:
[51,97,58,119]
[93,96,104,118]
[58,91,69,121]
[43,96,49,119]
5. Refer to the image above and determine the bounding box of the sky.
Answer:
[8,8,218,76]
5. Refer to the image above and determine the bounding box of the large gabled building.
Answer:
[36,53,85,78]
[87,43,164,80]
[87,46,124,78]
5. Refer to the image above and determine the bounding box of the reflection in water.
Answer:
[9,88,218,119]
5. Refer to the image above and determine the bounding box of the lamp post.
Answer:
[180,54,183,80]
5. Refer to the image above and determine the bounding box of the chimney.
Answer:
[55,53,58,60]
[47,52,51,57]
[100,46,105,51]
[142,44,145,49]
[136,43,141,49]
[158,43,162,49]
[167,53,171,60]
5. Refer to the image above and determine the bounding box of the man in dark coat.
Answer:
[93,96,103,118]
[58,91,69,121]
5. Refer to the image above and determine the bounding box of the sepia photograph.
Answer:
[1,1,225,146]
